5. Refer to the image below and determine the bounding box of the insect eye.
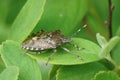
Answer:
[62,38,71,43]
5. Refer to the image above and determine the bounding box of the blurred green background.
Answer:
[0,0,26,43]
[0,0,120,44]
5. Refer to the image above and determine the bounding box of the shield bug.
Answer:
[22,25,87,64]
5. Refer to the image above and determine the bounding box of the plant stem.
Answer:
[108,0,114,39]
[106,54,119,70]
[106,55,120,73]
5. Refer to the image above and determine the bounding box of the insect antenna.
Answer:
[71,24,87,37]
[69,24,87,50]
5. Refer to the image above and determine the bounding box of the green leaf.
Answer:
[0,26,9,44]
[28,38,101,65]
[99,36,120,58]
[112,42,120,65]
[116,26,120,36]
[0,0,9,23]
[0,57,5,73]
[0,45,1,55]
[0,45,6,73]
[33,0,88,36]
[56,62,107,80]
[96,33,107,48]
[92,71,120,80]
[1,40,42,80]
[0,66,19,80]
[39,62,52,80]
[86,0,109,39]
[49,65,61,80]
[112,1,120,36]
[8,0,46,43]
[6,0,26,24]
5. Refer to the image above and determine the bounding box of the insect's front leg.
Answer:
[70,40,84,50]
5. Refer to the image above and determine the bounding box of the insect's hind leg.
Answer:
[46,49,57,65]
[61,47,83,60]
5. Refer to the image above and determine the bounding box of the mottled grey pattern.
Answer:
[22,30,71,51]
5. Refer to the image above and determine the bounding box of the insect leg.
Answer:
[46,49,57,65]
[61,47,83,60]
[70,41,84,50]
[24,50,42,54]
[23,50,32,54]
[35,51,41,54]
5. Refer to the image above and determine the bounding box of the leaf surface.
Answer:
[0,66,19,80]
[1,40,42,80]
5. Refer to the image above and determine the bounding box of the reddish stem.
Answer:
[108,0,114,38]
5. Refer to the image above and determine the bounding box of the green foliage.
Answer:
[56,62,107,80]
[8,0,46,43]
[0,66,19,80]
[96,33,107,48]
[0,57,5,73]
[99,36,120,58]
[49,65,60,80]
[92,71,120,80]
[1,40,42,80]
[0,45,6,73]
[33,0,88,36]
[116,27,120,36]
[0,0,120,80]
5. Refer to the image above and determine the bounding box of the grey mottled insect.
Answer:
[22,25,86,64]
[22,30,71,51]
